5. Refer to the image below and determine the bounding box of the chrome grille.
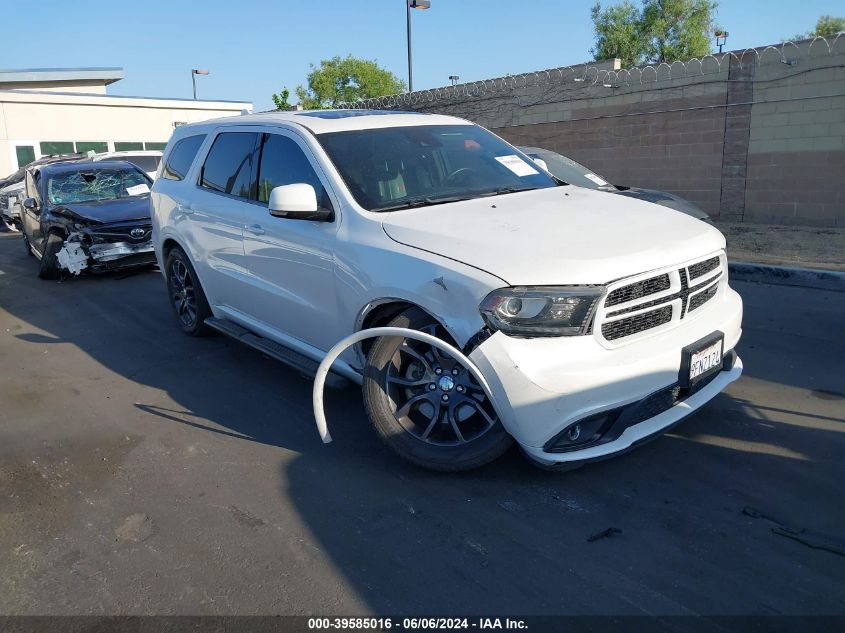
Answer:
[601,306,672,341]
[605,274,671,307]
[594,252,726,346]
[88,223,152,243]
[688,283,718,313]
[688,256,720,280]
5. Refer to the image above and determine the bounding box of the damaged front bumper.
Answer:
[468,287,744,466]
[56,233,156,275]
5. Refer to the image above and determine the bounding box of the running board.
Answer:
[205,317,349,389]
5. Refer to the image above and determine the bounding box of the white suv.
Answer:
[151,110,743,471]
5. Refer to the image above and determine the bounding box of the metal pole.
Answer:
[192,71,197,99]
[406,1,413,93]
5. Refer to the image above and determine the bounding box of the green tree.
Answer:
[272,87,292,111]
[591,1,646,68]
[794,15,845,39]
[295,55,406,109]
[591,0,718,67]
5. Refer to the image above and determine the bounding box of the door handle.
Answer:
[177,203,196,215]
[246,223,265,235]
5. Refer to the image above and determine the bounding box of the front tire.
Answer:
[23,232,34,257]
[37,233,63,279]
[362,308,512,471]
[165,247,211,336]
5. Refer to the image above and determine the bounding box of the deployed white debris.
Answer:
[56,235,89,275]
[312,327,499,444]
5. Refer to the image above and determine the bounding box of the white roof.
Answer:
[93,150,163,159]
[178,109,471,135]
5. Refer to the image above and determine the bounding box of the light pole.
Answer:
[191,69,210,99]
[406,0,430,93]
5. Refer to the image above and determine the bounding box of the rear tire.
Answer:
[362,308,512,471]
[165,246,211,336]
[37,233,63,280]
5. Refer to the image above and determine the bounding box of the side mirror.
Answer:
[268,184,332,221]
[23,198,38,211]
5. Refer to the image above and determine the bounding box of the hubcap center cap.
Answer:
[438,375,455,392]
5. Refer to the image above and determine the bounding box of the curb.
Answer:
[728,262,845,292]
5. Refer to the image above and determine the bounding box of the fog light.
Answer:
[545,409,622,453]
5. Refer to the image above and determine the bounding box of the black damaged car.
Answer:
[21,160,156,279]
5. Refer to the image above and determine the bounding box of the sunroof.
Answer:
[296,109,425,119]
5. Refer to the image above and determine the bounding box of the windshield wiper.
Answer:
[477,186,540,197]
[373,195,473,212]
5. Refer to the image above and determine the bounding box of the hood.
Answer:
[381,187,725,286]
[613,187,710,220]
[51,196,152,225]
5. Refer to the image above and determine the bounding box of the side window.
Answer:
[26,172,40,204]
[257,134,332,210]
[200,132,259,199]
[162,134,206,181]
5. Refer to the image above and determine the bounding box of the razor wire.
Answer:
[338,35,844,111]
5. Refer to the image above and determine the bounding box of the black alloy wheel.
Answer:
[165,247,211,336]
[363,308,512,471]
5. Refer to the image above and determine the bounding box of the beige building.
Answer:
[0,67,252,176]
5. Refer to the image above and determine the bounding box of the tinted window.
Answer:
[257,134,331,209]
[123,156,160,173]
[76,141,108,154]
[15,146,35,169]
[41,141,75,155]
[317,125,556,211]
[200,132,258,199]
[162,134,206,181]
[115,142,144,151]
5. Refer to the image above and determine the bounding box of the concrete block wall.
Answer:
[744,42,845,225]
[380,38,844,226]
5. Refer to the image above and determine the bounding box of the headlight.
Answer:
[479,286,604,337]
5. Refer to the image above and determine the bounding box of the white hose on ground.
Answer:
[312,327,498,444]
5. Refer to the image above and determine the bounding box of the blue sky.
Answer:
[2,0,841,111]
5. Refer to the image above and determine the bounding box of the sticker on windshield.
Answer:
[584,173,609,186]
[126,183,150,196]
[495,155,539,177]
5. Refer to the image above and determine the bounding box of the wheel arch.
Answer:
[161,237,182,259]
[354,299,456,366]
[46,223,69,238]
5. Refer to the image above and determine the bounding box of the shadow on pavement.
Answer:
[1,231,844,616]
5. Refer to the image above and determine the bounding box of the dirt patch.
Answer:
[115,513,155,543]
[716,221,845,271]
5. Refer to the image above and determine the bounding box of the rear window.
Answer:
[162,135,206,181]
[124,156,161,173]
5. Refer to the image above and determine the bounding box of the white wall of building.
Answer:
[0,90,252,175]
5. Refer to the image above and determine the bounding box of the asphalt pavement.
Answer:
[1,227,843,618]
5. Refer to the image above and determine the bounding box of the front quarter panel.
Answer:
[333,209,506,367]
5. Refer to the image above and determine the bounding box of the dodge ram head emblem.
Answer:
[130,228,146,239]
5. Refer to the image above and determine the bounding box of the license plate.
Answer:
[680,332,724,388]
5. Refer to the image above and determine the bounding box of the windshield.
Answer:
[47,168,151,205]
[521,147,616,191]
[317,125,557,211]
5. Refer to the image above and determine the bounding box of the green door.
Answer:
[15,145,36,169]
